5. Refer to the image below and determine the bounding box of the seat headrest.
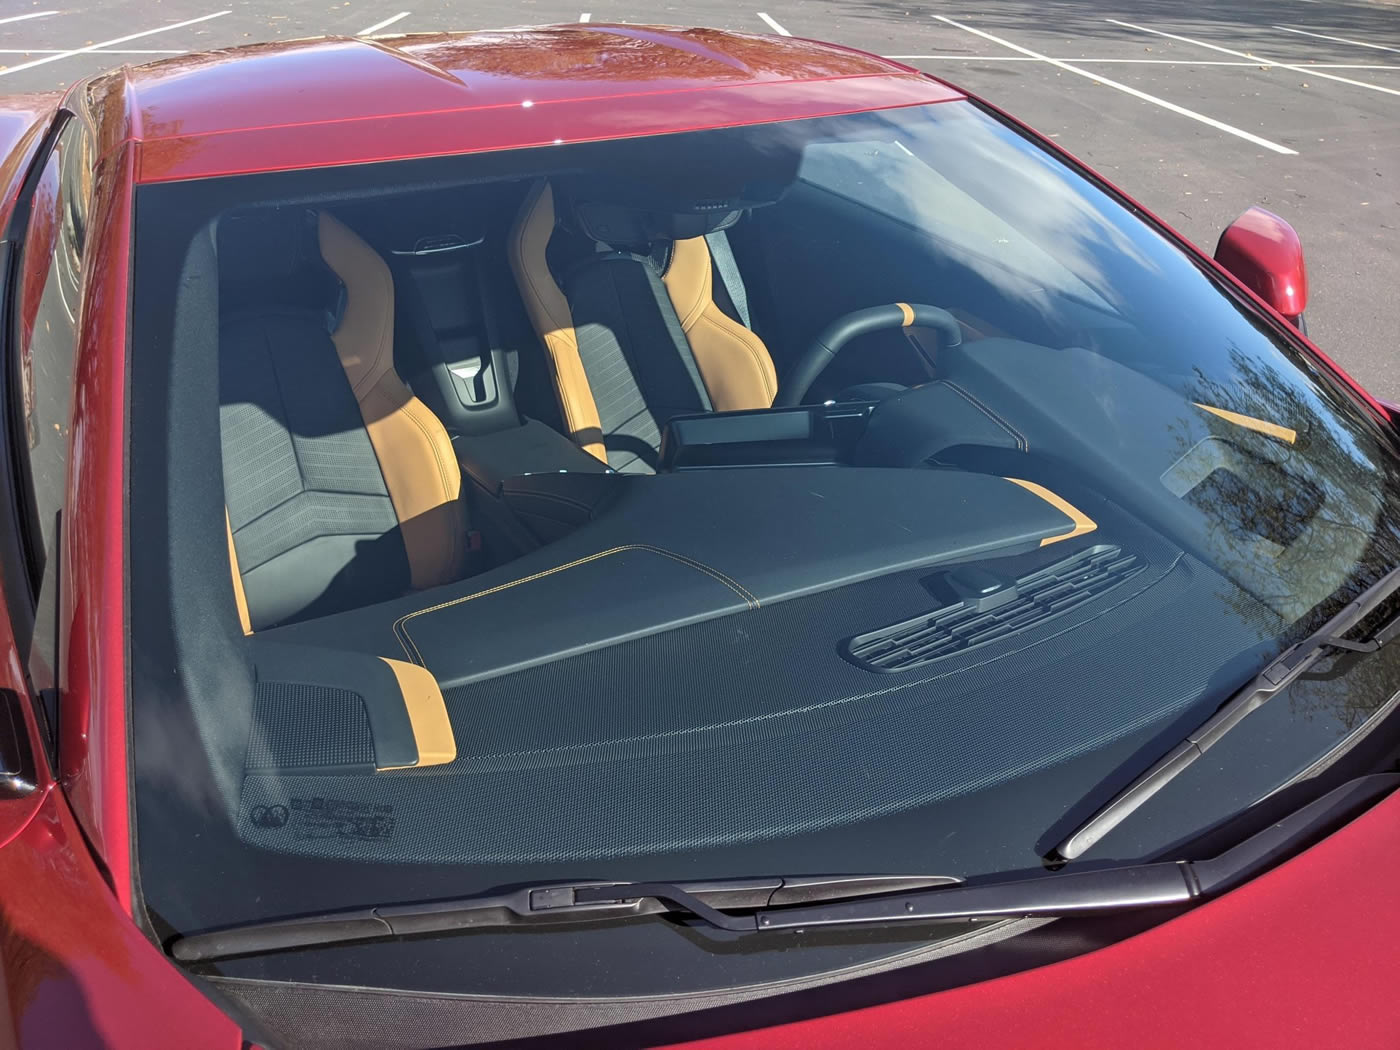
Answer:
[217,208,342,320]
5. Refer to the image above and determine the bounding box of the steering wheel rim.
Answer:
[774,302,962,407]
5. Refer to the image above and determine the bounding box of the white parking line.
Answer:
[1273,25,1400,56]
[933,16,1296,156]
[0,48,185,55]
[1107,20,1400,99]
[757,12,791,36]
[358,11,409,35]
[0,11,230,78]
[579,12,591,21]
[885,55,1400,68]
[0,11,58,26]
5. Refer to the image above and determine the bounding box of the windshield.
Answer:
[129,100,1400,1006]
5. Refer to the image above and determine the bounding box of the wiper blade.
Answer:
[753,774,1395,932]
[168,874,959,962]
[169,775,1397,961]
[1053,565,1400,861]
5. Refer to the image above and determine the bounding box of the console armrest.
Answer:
[453,418,608,494]
[659,403,874,471]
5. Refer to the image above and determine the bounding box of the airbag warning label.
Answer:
[250,796,395,842]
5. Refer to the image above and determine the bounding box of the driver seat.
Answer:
[509,180,777,473]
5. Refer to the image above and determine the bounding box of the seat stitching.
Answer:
[397,390,461,581]
[365,381,460,584]
[356,255,395,400]
[325,217,396,402]
[513,186,574,343]
[392,544,759,665]
[674,265,707,329]
[941,380,1028,452]
[696,310,777,403]
[512,184,595,443]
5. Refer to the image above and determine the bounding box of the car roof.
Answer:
[82,25,963,183]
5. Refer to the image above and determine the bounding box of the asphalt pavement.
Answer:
[1,0,1397,393]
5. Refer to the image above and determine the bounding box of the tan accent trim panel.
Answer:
[226,509,252,636]
[378,658,456,769]
[1192,403,1297,445]
[1003,478,1098,546]
[662,237,778,412]
[508,182,608,461]
[318,211,466,590]
[392,544,760,666]
[895,302,915,327]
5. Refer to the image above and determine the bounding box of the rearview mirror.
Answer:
[1214,207,1308,330]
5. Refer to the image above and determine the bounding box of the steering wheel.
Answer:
[774,303,962,407]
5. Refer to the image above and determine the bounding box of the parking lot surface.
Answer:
[1,0,1396,392]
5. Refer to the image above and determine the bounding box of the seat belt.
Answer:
[704,229,751,330]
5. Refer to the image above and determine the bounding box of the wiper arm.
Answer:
[1053,565,1400,861]
[168,873,959,962]
[170,775,1396,962]
[754,774,1394,931]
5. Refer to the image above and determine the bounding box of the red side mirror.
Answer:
[1214,207,1308,328]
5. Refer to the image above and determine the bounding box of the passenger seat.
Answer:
[219,210,465,631]
[509,180,778,473]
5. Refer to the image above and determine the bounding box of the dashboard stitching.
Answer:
[392,545,760,665]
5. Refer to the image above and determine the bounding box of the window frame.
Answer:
[0,109,92,764]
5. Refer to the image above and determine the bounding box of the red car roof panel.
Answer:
[110,27,961,182]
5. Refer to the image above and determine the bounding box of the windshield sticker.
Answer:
[248,796,396,843]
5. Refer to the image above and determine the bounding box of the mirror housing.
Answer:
[1214,207,1308,327]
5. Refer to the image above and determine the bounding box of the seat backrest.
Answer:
[220,211,464,631]
[508,181,778,470]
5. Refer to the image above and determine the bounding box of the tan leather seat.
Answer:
[221,211,464,632]
[509,181,777,470]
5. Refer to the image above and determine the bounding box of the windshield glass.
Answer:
[129,99,1400,1002]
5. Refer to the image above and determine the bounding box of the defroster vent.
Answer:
[844,544,1143,672]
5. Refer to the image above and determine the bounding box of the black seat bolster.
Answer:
[564,252,711,474]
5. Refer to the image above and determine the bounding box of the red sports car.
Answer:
[2,24,1399,1050]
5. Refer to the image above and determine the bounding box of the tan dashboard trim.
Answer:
[1003,478,1098,546]
[377,658,457,769]
[1192,403,1298,445]
[226,510,252,636]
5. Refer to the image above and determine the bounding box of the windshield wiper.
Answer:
[1052,566,1400,861]
[169,775,1396,962]
[169,874,958,962]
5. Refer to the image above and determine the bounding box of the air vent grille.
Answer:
[844,545,1143,673]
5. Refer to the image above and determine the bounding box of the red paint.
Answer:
[667,785,1400,1050]
[15,151,56,382]
[54,27,956,182]
[0,786,241,1049]
[55,136,136,907]
[136,74,952,183]
[0,594,46,859]
[0,25,1396,1047]
[121,27,943,138]
[1214,207,1309,323]
[0,93,58,227]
